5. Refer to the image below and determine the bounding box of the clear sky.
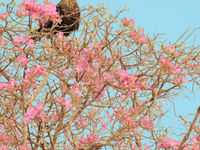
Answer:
[78,0,200,43]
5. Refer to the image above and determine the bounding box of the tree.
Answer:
[0,0,200,149]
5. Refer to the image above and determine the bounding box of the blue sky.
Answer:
[78,0,200,43]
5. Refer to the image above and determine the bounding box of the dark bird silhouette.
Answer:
[35,0,80,39]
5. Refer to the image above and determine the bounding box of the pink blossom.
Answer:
[0,132,9,145]
[159,57,176,72]
[115,69,138,89]
[114,107,139,129]
[76,62,89,73]
[101,124,106,130]
[83,47,93,52]
[0,37,6,45]
[13,35,24,46]
[19,144,31,150]
[23,103,45,123]
[130,143,137,149]
[27,38,34,49]
[0,146,9,150]
[174,73,188,86]
[62,69,68,74]
[136,34,146,44]
[13,35,35,48]
[73,88,82,97]
[99,119,106,130]
[158,138,179,148]
[56,32,64,39]
[23,107,37,123]
[0,79,21,92]
[17,55,29,66]
[190,135,200,143]
[103,73,113,81]
[78,135,100,146]
[75,119,88,128]
[17,0,61,25]
[71,82,82,97]
[0,125,4,130]
[0,12,9,20]
[128,31,146,44]
[22,65,47,93]
[144,144,152,150]
[140,117,154,130]
[56,97,72,109]
[166,45,175,53]
[121,17,135,26]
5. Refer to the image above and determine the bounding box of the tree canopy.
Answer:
[0,0,200,149]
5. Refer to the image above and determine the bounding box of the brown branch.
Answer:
[28,74,49,105]
[179,106,200,149]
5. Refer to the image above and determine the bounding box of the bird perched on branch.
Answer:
[36,0,80,39]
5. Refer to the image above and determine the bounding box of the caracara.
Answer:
[37,0,80,37]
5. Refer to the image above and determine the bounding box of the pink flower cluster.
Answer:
[91,82,106,100]
[0,144,31,150]
[159,58,174,71]
[114,107,139,129]
[140,117,154,130]
[121,17,135,26]
[76,60,90,73]
[103,73,113,82]
[166,45,175,53]
[20,145,31,150]
[0,37,6,45]
[0,79,21,92]
[120,17,147,45]
[115,69,137,88]
[121,17,147,45]
[23,103,46,123]
[13,35,34,49]
[56,97,72,109]
[67,44,108,100]
[0,12,9,20]
[17,0,61,25]
[78,134,100,147]
[114,107,154,133]
[56,32,65,41]
[158,138,179,149]
[99,119,107,130]
[71,81,82,98]
[75,119,88,128]
[128,30,146,44]
[16,55,29,66]
[114,69,148,93]
[189,135,200,149]
[174,73,188,86]
[0,132,9,145]
[159,57,188,85]
[22,65,48,93]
